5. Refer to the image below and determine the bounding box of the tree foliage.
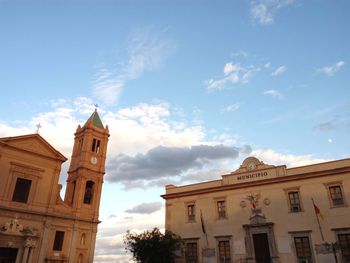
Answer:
[124,227,183,263]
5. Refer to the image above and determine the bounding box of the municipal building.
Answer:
[162,157,350,263]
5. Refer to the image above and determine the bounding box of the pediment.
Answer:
[222,157,287,185]
[0,134,67,162]
[231,157,275,174]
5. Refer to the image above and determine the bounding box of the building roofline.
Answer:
[0,133,67,162]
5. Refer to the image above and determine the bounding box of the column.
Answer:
[21,247,29,263]
[38,221,51,262]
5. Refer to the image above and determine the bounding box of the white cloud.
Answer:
[224,62,239,76]
[93,27,175,104]
[318,61,346,76]
[206,62,260,91]
[264,89,283,99]
[271,65,287,76]
[250,0,295,25]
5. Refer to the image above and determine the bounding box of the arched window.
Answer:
[91,138,101,153]
[83,181,94,204]
[80,233,86,245]
[77,253,83,263]
[71,180,76,205]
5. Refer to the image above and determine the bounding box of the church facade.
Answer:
[0,110,109,263]
[162,157,350,263]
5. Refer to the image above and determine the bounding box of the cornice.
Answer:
[0,205,101,224]
[161,166,350,200]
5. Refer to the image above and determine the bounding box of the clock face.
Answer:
[90,156,97,165]
[247,162,256,170]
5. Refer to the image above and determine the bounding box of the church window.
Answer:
[92,138,101,153]
[217,200,226,219]
[77,254,83,263]
[185,241,198,263]
[80,233,86,245]
[53,231,65,251]
[83,181,94,204]
[12,178,32,203]
[71,180,76,205]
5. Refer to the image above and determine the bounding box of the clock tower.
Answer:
[64,109,109,220]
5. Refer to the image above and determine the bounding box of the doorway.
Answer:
[0,248,18,263]
[253,233,271,263]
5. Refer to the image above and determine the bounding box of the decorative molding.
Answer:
[0,216,39,237]
[10,161,44,178]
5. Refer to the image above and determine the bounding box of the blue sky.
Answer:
[1,0,349,262]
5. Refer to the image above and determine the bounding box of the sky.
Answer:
[1,0,349,262]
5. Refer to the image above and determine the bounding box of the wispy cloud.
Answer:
[125,202,162,214]
[222,103,240,113]
[264,89,283,99]
[250,0,295,25]
[318,61,345,76]
[252,148,328,167]
[313,113,350,132]
[264,62,271,68]
[313,121,335,131]
[271,65,287,76]
[93,27,175,104]
[205,62,260,91]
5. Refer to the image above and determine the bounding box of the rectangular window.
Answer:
[217,200,226,218]
[288,191,302,212]
[185,242,198,263]
[218,240,231,263]
[338,233,350,262]
[187,204,195,221]
[12,178,32,203]
[329,185,344,206]
[294,236,312,262]
[53,231,65,251]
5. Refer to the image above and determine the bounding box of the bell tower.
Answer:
[64,109,109,220]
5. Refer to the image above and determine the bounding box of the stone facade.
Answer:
[162,157,350,263]
[0,110,109,263]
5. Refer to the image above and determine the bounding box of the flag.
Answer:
[313,202,325,220]
[200,210,206,234]
[312,198,325,241]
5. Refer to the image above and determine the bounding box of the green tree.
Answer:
[124,227,183,263]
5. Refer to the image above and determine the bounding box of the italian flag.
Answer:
[313,203,325,220]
